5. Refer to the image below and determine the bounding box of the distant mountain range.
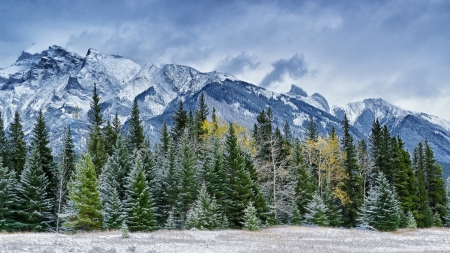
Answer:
[1,45,450,165]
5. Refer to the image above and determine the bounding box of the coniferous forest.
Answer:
[0,84,449,233]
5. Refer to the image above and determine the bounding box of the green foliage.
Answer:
[406,211,417,229]
[305,115,318,142]
[16,146,52,231]
[304,192,329,227]
[242,202,261,231]
[171,100,187,142]
[127,98,145,151]
[290,202,301,225]
[65,153,103,231]
[341,114,363,227]
[7,111,27,176]
[185,183,221,230]
[121,221,130,238]
[0,112,9,169]
[87,83,105,128]
[124,153,157,232]
[195,92,209,139]
[0,160,19,231]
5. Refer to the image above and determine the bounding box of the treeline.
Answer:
[0,84,449,232]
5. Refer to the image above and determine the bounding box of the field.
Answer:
[1,226,450,253]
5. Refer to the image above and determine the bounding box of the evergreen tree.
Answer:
[112,112,122,135]
[304,192,329,226]
[0,159,19,231]
[65,153,103,231]
[8,111,27,176]
[341,114,363,227]
[164,210,176,230]
[291,139,316,219]
[127,98,145,151]
[185,182,221,230]
[305,115,318,142]
[323,183,342,227]
[433,211,443,227]
[368,118,383,183]
[423,140,447,220]
[171,100,187,142]
[357,139,372,197]
[55,126,77,231]
[102,188,124,230]
[0,112,8,168]
[290,202,301,225]
[16,146,52,231]
[30,110,56,203]
[103,121,117,157]
[406,211,417,229]
[358,172,400,231]
[124,153,157,231]
[87,83,107,175]
[413,143,434,228]
[223,123,253,228]
[195,92,209,139]
[242,202,261,231]
[175,129,198,222]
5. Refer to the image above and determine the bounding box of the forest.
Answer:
[0,84,448,233]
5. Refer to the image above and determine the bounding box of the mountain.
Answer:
[1,46,450,165]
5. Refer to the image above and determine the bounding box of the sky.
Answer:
[1,0,450,120]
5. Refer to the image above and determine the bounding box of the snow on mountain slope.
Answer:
[285,84,330,113]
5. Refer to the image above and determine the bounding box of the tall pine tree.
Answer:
[127,98,145,151]
[8,111,27,176]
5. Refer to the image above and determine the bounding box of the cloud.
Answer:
[260,54,308,88]
[216,52,261,75]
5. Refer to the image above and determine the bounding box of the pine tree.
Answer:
[112,112,122,135]
[127,98,145,151]
[358,172,400,231]
[185,182,221,230]
[171,100,187,142]
[7,111,27,176]
[124,153,157,231]
[242,202,261,231]
[413,143,434,228]
[290,202,301,225]
[55,126,77,231]
[291,139,316,219]
[0,158,19,231]
[406,211,417,229]
[175,129,198,222]
[164,210,176,230]
[341,114,363,227]
[433,211,443,227]
[304,192,329,226]
[305,116,318,142]
[87,83,107,174]
[323,183,342,227]
[30,110,56,203]
[223,123,253,228]
[368,119,383,183]
[103,121,117,157]
[195,92,209,139]
[423,140,447,220]
[103,187,124,230]
[16,146,52,231]
[65,153,103,231]
[0,112,8,168]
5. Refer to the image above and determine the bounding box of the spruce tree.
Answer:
[65,153,103,231]
[304,192,329,226]
[323,183,342,227]
[103,121,117,157]
[341,114,363,227]
[423,140,447,220]
[87,83,107,174]
[171,100,187,142]
[305,115,318,142]
[223,123,253,228]
[8,111,27,176]
[368,118,383,184]
[112,112,122,135]
[406,211,417,229]
[358,172,400,231]
[413,143,434,228]
[16,146,52,231]
[0,158,19,231]
[124,153,157,231]
[195,92,209,139]
[0,112,8,168]
[175,129,198,222]
[185,182,221,230]
[127,98,145,151]
[290,202,301,225]
[30,110,56,202]
[102,187,124,230]
[242,202,261,231]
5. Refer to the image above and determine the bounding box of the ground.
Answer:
[1,226,450,253]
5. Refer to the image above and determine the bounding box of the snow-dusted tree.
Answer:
[304,192,329,226]
[127,98,145,151]
[174,129,199,223]
[185,182,221,230]
[358,172,400,231]
[290,202,301,225]
[102,187,124,230]
[124,153,157,232]
[164,210,177,230]
[406,211,417,229]
[433,211,443,227]
[8,111,27,176]
[0,112,8,169]
[242,202,261,231]
[16,146,52,231]
[55,126,77,232]
[65,153,103,231]
[0,158,19,231]
[322,182,342,227]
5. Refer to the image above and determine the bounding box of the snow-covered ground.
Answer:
[1,226,450,253]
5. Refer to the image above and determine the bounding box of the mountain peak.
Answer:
[287,84,308,97]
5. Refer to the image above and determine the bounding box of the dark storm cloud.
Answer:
[260,54,308,88]
[216,53,261,75]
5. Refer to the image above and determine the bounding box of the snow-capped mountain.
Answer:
[1,46,450,164]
